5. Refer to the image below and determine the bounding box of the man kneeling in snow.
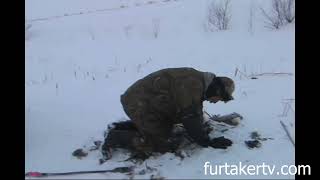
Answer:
[102,67,235,160]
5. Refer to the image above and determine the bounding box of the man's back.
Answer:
[121,67,208,121]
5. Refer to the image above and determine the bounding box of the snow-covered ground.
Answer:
[25,0,295,179]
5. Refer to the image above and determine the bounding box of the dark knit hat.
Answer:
[205,76,235,101]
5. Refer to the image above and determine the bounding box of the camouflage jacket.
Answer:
[121,67,216,146]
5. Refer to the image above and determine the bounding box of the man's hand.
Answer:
[209,136,233,149]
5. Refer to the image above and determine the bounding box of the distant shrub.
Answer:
[205,0,232,31]
[260,0,295,29]
[152,18,160,38]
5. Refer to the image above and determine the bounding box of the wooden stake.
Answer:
[280,120,295,147]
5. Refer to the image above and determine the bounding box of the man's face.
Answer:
[207,96,223,103]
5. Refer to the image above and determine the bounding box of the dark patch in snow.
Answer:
[245,131,274,149]
[72,148,88,159]
[245,140,262,149]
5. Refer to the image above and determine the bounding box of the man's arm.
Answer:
[175,78,211,147]
[179,105,211,147]
[179,107,233,149]
[176,78,233,149]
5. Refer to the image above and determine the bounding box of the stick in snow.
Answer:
[280,120,295,147]
[25,166,134,178]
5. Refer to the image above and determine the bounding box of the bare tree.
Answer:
[260,0,284,29]
[206,0,232,31]
[281,0,295,23]
[260,0,295,29]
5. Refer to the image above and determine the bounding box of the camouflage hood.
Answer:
[203,72,216,99]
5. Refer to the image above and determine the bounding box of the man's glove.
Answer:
[209,136,233,149]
